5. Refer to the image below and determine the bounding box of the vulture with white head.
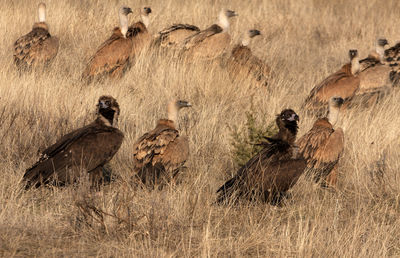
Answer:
[181,8,237,61]
[225,29,270,85]
[298,97,345,187]
[13,2,59,70]
[23,96,124,189]
[132,100,192,186]
[304,49,360,114]
[82,6,133,82]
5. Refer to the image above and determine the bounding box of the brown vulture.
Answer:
[297,97,344,187]
[132,100,192,187]
[13,2,59,70]
[225,29,270,86]
[303,49,360,114]
[127,7,152,61]
[216,109,306,204]
[81,6,133,82]
[181,8,237,61]
[23,96,124,189]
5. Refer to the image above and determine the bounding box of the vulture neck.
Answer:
[167,102,179,124]
[119,12,129,37]
[276,119,298,145]
[351,56,360,75]
[33,22,49,30]
[241,34,250,46]
[98,109,115,127]
[328,106,340,126]
[141,15,150,28]
[218,11,230,32]
[376,44,385,62]
[38,5,46,22]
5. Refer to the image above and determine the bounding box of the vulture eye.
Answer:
[106,100,111,106]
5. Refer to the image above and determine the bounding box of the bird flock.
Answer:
[14,3,400,205]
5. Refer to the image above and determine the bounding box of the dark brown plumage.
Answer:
[226,29,270,86]
[132,100,192,187]
[153,24,200,47]
[297,97,344,187]
[384,42,400,86]
[304,50,360,114]
[216,109,306,204]
[23,96,124,189]
[82,7,133,82]
[13,3,59,70]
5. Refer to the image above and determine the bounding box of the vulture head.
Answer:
[97,96,120,126]
[276,109,299,136]
[218,9,237,31]
[119,6,133,37]
[142,7,152,15]
[377,38,389,48]
[242,29,261,46]
[139,6,152,28]
[38,2,46,23]
[167,99,192,123]
[328,96,344,125]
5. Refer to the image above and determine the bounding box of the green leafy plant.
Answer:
[230,110,277,168]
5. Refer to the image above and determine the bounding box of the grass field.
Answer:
[1,0,400,256]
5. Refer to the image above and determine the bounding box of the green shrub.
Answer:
[230,110,277,168]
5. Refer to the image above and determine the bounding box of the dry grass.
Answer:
[1,0,400,256]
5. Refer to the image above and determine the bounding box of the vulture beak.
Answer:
[287,113,299,121]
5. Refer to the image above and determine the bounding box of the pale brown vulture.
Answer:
[23,96,124,189]
[127,7,152,61]
[181,8,237,61]
[216,109,307,204]
[225,29,270,86]
[82,6,133,82]
[304,49,360,114]
[13,2,59,70]
[297,97,344,187]
[153,24,200,48]
[132,100,192,187]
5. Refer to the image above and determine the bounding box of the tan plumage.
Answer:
[384,42,400,86]
[304,50,360,114]
[216,109,307,204]
[127,7,152,61]
[82,6,133,82]
[298,97,344,187]
[181,9,237,61]
[132,100,192,186]
[23,96,124,189]
[225,29,270,86]
[154,24,200,48]
[13,3,59,70]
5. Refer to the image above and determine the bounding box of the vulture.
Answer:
[127,7,152,61]
[153,24,200,48]
[303,49,360,114]
[181,8,237,61]
[297,97,344,187]
[82,6,133,82]
[23,96,124,189]
[216,109,307,205]
[225,29,270,86]
[13,2,59,70]
[132,100,192,187]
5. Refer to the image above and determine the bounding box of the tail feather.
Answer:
[216,176,238,204]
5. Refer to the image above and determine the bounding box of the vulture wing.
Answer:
[13,27,57,68]
[181,24,223,49]
[83,31,132,79]
[23,123,124,189]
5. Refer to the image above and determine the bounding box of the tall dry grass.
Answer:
[1,0,400,256]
